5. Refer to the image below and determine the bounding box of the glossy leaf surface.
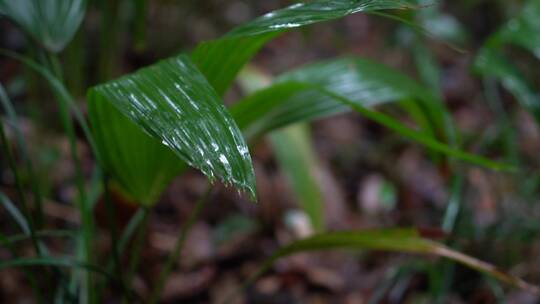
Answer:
[0,0,86,52]
[88,55,256,201]
[88,100,184,206]
[232,58,512,171]
[89,1,412,204]
[192,0,412,96]
[232,57,436,139]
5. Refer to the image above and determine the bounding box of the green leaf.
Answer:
[89,0,413,204]
[0,0,86,52]
[88,55,256,201]
[232,58,512,171]
[88,100,184,206]
[233,57,435,139]
[192,0,413,96]
[270,125,325,232]
[257,229,539,294]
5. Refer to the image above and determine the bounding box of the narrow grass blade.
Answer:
[0,230,77,248]
[0,83,45,228]
[0,49,97,156]
[0,0,87,52]
[0,257,116,281]
[0,192,30,234]
[270,125,325,232]
[88,55,256,201]
[254,229,539,295]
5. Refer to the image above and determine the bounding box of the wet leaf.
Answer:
[89,1,412,204]
[192,0,413,96]
[232,57,435,139]
[88,100,184,206]
[232,58,513,171]
[88,55,256,202]
[0,0,86,52]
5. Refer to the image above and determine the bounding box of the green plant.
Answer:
[0,0,538,303]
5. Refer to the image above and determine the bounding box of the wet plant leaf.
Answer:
[232,58,512,171]
[232,57,436,139]
[88,55,256,201]
[89,1,412,204]
[88,100,184,206]
[0,0,86,52]
[192,0,413,96]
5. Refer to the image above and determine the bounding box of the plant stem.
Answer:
[0,232,43,303]
[102,175,124,286]
[148,186,213,304]
[0,120,42,256]
[95,206,145,301]
[122,207,150,303]
[0,83,45,231]
[44,51,95,304]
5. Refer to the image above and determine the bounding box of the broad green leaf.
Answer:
[236,67,326,232]
[0,0,86,52]
[192,0,413,96]
[88,55,256,201]
[232,57,437,140]
[87,100,184,206]
[270,125,325,232]
[252,229,539,294]
[232,58,512,171]
[89,0,413,204]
